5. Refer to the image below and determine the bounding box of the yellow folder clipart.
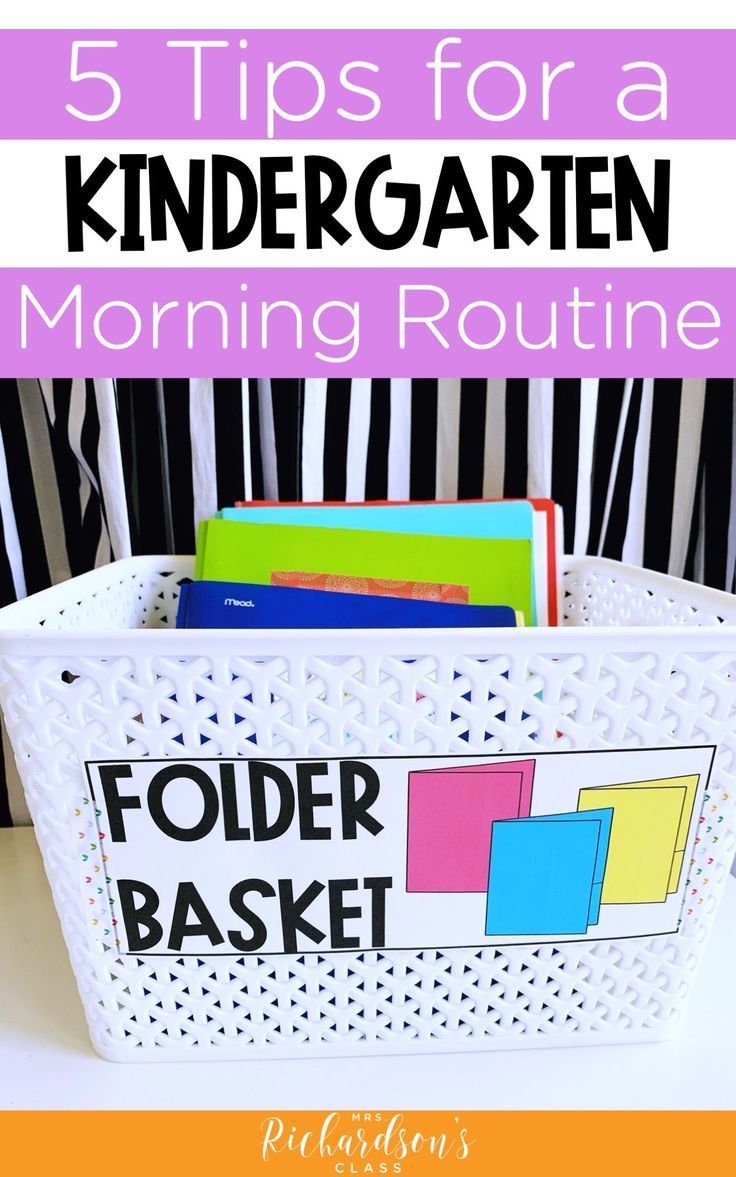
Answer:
[577,775,699,905]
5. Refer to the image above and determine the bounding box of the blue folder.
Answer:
[176,580,519,630]
[524,808,613,926]
[219,501,535,540]
[485,816,602,937]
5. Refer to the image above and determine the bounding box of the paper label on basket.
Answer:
[83,745,715,958]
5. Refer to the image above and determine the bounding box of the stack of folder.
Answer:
[178,498,564,632]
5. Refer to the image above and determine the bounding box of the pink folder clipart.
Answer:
[406,760,536,893]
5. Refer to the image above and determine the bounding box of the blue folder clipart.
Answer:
[485,807,614,937]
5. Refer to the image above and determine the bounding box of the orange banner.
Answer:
[2,1111,735,1177]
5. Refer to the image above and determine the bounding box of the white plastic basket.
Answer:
[0,553,735,1063]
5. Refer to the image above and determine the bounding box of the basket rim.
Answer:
[0,553,735,649]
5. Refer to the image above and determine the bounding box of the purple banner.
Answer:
[3,267,732,376]
[0,30,732,139]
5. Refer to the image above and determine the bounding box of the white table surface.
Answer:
[1,826,735,1111]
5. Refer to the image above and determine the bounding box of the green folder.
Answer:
[194,518,534,621]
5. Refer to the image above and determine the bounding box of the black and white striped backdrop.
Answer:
[0,376,733,824]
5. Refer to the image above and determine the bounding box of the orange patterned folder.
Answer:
[270,570,470,603]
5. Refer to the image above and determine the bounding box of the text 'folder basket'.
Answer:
[0,553,734,1062]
